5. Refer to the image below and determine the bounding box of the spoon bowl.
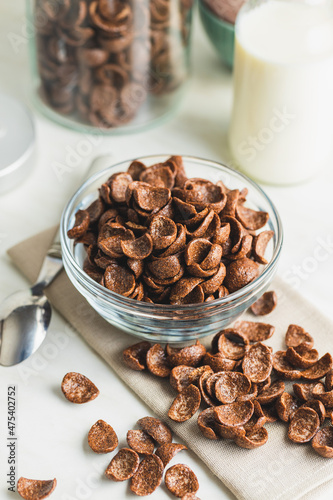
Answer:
[0,289,51,366]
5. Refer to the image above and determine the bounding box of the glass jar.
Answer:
[26,0,193,133]
[229,0,333,185]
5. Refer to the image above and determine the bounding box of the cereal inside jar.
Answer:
[27,0,193,131]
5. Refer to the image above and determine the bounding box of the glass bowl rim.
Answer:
[60,154,283,311]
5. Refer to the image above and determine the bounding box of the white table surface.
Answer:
[1,2,333,499]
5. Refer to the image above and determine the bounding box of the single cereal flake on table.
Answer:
[61,372,99,404]
[17,477,57,500]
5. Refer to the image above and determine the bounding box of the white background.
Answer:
[0,1,333,499]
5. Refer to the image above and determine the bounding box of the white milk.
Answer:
[228,0,333,184]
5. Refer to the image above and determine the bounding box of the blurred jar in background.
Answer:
[27,0,193,133]
[229,0,333,185]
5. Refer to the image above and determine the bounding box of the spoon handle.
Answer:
[31,228,63,294]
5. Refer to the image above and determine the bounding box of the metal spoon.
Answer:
[0,234,62,366]
[0,155,113,366]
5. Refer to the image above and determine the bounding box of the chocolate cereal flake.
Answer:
[214,372,251,404]
[137,417,172,445]
[87,198,105,224]
[168,384,201,422]
[205,372,225,400]
[17,478,57,500]
[242,343,273,384]
[165,464,199,498]
[201,263,226,294]
[121,233,153,260]
[127,430,155,455]
[292,382,324,402]
[243,400,266,431]
[234,320,275,343]
[105,448,140,481]
[250,291,277,316]
[134,184,171,212]
[128,161,146,181]
[273,351,302,380]
[109,173,133,203]
[104,263,136,296]
[215,422,246,440]
[276,393,299,422]
[256,380,285,406]
[88,419,118,453]
[149,216,177,250]
[148,255,182,280]
[286,346,319,369]
[252,230,274,265]
[198,370,217,407]
[169,277,204,305]
[146,344,170,377]
[224,258,259,293]
[235,204,269,231]
[235,427,268,449]
[214,401,254,427]
[156,442,187,467]
[215,329,249,360]
[261,404,279,423]
[123,341,151,371]
[203,352,236,372]
[285,325,314,351]
[237,382,258,403]
[197,408,219,440]
[312,427,333,458]
[312,384,333,408]
[167,341,206,368]
[301,353,333,381]
[61,372,99,404]
[188,365,213,386]
[170,365,197,393]
[127,258,144,279]
[288,407,320,443]
[302,400,326,425]
[67,209,89,239]
[130,454,164,496]
[325,369,333,391]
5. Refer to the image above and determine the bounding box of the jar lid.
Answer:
[0,93,36,193]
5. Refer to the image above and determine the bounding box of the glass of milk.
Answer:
[228,0,333,185]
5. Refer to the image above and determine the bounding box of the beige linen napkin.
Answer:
[8,227,333,500]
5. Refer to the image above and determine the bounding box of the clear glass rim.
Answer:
[60,155,283,311]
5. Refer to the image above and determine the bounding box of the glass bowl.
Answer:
[60,155,283,342]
